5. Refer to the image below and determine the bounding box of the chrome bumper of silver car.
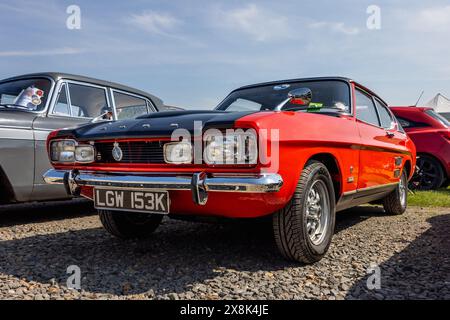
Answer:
[43,169,283,205]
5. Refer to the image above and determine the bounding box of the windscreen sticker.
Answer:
[31,95,42,106]
[14,86,44,109]
[273,84,290,90]
[307,103,323,113]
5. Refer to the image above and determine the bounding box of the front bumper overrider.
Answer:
[43,169,284,205]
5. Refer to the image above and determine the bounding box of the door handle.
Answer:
[386,131,395,138]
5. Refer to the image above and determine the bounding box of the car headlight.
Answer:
[75,145,96,163]
[164,141,193,164]
[50,140,95,163]
[204,130,258,165]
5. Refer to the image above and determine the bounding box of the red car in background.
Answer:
[390,107,450,190]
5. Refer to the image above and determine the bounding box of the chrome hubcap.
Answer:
[306,180,330,245]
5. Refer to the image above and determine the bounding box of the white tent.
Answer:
[426,93,450,120]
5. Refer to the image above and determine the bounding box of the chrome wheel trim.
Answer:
[305,180,330,246]
[399,174,407,207]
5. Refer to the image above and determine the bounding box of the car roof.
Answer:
[235,76,352,90]
[233,76,388,105]
[0,72,163,108]
[390,106,433,112]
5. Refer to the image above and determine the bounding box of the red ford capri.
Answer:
[43,77,416,264]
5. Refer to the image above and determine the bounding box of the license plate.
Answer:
[94,188,169,214]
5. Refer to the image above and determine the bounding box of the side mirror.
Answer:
[288,88,312,106]
[275,88,312,110]
[91,110,114,123]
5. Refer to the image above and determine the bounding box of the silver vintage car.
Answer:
[0,72,163,204]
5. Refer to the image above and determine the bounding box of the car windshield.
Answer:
[425,109,449,127]
[216,80,351,113]
[0,78,52,112]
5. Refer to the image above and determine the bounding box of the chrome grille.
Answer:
[94,141,165,164]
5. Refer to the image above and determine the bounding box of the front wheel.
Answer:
[98,210,163,239]
[273,161,336,264]
[382,170,408,215]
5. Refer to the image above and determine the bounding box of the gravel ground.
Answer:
[0,201,449,300]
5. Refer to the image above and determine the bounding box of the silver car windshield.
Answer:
[216,80,351,113]
[0,78,52,112]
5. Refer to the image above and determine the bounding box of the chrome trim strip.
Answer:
[0,127,34,140]
[342,182,399,196]
[0,76,56,115]
[48,79,112,119]
[33,129,52,141]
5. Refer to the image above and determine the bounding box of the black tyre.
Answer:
[273,161,336,264]
[382,170,408,215]
[98,210,163,239]
[410,155,445,190]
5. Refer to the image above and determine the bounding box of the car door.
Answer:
[355,87,399,190]
[31,80,111,200]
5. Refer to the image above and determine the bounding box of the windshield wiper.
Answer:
[281,106,307,111]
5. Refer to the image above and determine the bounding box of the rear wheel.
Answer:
[98,210,163,239]
[273,161,336,264]
[410,155,445,190]
[382,170,408,215]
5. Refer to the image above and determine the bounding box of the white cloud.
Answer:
[308,21,359,35]
[215,4,291,42]
[127,11,181,35]
[0,47,85,57]
[407,5,450,32]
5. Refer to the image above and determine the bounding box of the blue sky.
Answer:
[0,0,449,109]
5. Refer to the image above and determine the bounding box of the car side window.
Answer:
[67,83,109,118]
[396,117,411,128]
[374,99,394,129]
[396,116,429,129]
[113,91,150,120]
[355,89,380,126]
[52,84,71,116]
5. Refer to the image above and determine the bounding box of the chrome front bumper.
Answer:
[43,169,283,205]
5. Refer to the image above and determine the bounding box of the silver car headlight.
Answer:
[204,130,258,165]
[50,140,95,163]
[75,145,96,163]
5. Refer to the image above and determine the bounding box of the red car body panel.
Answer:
[46,79,416,219]
[390,106,450,177]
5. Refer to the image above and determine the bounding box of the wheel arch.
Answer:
[403,159,413,180]
[416,152,447,179]
[306,153,342,203]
